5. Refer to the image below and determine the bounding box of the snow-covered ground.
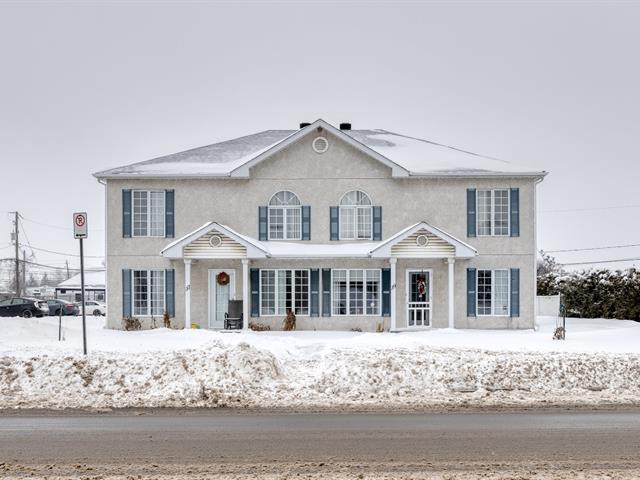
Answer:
[1,316,639,410]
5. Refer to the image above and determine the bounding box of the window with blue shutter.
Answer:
[322,268,331,316]
[165,269,175,317]
[122,190,132,238]
[510,188,520,237]
[381,268,391,317]
[250,268,260,317]
[302,206,311,240]
[372,206,382,241]
[510,268,520,317]
[165,190,175,238]
[329,207,339,241]
[310,269,319,316]
[467,268,477,317]
[122,269,132,317]
[258,207,268,241]
[467,189,476,237]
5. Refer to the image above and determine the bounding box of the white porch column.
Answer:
[390,257,397,332]
[184,259,192,330]
[447,257,455,329]
[242,258,250,331]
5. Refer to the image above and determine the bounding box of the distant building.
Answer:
[25,285,56,300]
[55,270,105,303]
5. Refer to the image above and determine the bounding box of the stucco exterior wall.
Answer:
[103,128,538,331]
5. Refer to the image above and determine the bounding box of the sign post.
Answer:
[73,212,88,355]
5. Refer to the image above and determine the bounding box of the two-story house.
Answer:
[94,119,546,331]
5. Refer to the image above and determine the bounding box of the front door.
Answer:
[208,269,236,329]
[406,270,432,327]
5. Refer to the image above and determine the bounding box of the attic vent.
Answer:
[416,234,429,247]
[209,235,223,248]
[312,136,329,153]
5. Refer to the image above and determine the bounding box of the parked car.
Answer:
[46,299,79,316]
[0,297,49,318]
[76,300,107,317]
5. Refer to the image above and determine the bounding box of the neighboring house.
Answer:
[94,119,546,331]
[25,285,56,300]
[55,270,106,303]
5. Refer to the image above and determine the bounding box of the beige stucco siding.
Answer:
[103,128,538,330]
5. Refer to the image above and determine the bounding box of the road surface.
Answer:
[1,410,640,478]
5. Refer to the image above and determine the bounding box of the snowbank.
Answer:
[1,316,639,410]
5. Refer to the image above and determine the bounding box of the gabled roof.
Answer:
[161,222,269,259]
[369,221,478,258]
[56,270,106,289]
[94,119,547,179]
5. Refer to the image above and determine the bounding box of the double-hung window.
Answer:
[332,269,381,316]
[477,189,509,236]
[260,269,309,316]
[132,270,165,316]
[268,191,302,240]
[339,190,372,240]
[477,269,509,316]
[133,190,165,237]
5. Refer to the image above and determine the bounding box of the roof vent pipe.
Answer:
[339,123,352,130]
[299,122,311,129]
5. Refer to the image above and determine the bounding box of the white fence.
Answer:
[536,295,561,317]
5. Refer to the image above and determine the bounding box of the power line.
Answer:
[545,243,640,254]
[559,257,640,266]
[21,216,104,232]
[22,244,104,259]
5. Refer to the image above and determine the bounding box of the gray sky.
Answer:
[0,0,639,276]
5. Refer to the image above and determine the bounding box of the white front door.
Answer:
[208,269,236,329]
[406,269,432,327]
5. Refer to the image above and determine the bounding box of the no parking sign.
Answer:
[73,212,88,239]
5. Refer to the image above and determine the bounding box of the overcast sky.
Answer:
[0,0,638,276]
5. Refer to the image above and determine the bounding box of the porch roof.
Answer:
[160,221,477,260]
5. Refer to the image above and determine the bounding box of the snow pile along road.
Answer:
[1,316,640,409]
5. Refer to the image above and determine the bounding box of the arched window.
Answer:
[339,190,372,240]
[268,191,301,240]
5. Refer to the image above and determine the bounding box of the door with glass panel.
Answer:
[208,269,236,329]
[406,270,432,327]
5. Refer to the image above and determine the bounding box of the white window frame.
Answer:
[339,190,373,240]
[476,189,510,237]
[259,269,310,316]
[132,190,166,238]
[132,269,166,317]
[476,269,510,317]
[331,268,382,316]
[268,191,302,241]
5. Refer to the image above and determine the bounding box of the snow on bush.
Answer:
[2,340,640,410]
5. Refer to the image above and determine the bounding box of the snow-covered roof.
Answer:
[56,270,105,290]
[94,119,546,179]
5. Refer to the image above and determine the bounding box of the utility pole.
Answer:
[13,211,19,296]
[65,260,70,280]
[22,250,26,295]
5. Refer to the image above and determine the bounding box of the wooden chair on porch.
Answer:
[224,300,243,330]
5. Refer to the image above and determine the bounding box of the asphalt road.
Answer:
[1,410,640,478]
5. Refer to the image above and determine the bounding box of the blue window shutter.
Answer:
[165,190,175,238]
[381,268,391,317]
[322,268,331,316]
[302,206,311,240]
[122,189,132,238]
[510,188,520,237]
[310,269,319,316]
[165,269,175,317]
[258,206,268,241]
[467,268,477,317]
[510,268,520,317]
[122,269,132,317]
[250,268,260,317]
[467,189,476,237]
[330,207,339,241]
[372,206,382,241]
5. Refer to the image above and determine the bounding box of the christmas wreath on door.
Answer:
[216,271,230,286]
